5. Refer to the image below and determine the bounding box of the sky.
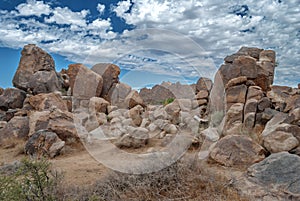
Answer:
[0,0,299,89]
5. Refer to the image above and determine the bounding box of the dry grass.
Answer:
[55,155,249,201]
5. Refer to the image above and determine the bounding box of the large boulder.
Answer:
[235,152,300,199]
[107,82,132,107]
[263,131,299,153]
[66,63,103,99]
[13,44,62,94]
[124,90,145,109]
[196,77,213,92]
[139,84,175,105]
[209,135,266,168]
[0,116,29,144]
[28,92,68,111]
[25,130,65,158]
[91,63,120,100]
[0,88,26,111]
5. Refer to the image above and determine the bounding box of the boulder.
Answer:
[0,87,3,95]
[47,109,80,146]
[25,130,65,158]
[247,86,263,100]
[245,152,300,196]
[13,44,62,94]
[210,135,265,168]
[67,64,103,100]
[224,47,263,63]
[244,99,258,114]
[139,84,175,105]
[89,97,110,114]
[263,131,299,153]
[28,111,50,136]
[128,105,144,127]
[28,92,68,111]
[0,88,26,111]
[195,90,209,100]
[91,63,120,100]
[226,84,247,104]
[234,56,258,79]
[284,94,300,112]
[225,76,248,89]
[0,116,29,143]
[196,77,213,92]
[116,127,149,148]
[107,82,131,107]
[257,97,271,112]
[223,103,244,135]
[124,90,145,109]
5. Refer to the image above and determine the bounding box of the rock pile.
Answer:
[0,44,299,200]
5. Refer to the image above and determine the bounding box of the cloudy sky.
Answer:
[0,0,299,89]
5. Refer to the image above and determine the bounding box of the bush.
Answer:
[0,158,61,201]
[162,97,175,106]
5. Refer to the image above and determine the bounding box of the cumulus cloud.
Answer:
[0,0,299,87]
[97,3,105,15]
[16,0,52,16]
[44,7,89,27]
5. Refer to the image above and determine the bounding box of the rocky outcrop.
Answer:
[0,116,29,143]
[13,44,62,94]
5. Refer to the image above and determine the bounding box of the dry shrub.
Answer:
[58,155,249,201]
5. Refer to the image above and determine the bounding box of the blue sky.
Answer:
[0,0,299,89]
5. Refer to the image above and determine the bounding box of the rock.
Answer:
[0,87,3,95]
[0,121,7,129]
[164,101,181,124]
[67,63,103,100]
[284,94,300,112]
[28,111,50,136]
[224,47,263,63]
[96,112,107,125]
[234,56,258,79]
[257,97,271,112]
[28,92,68,111]
[225,76,248,89]
[139,84,175,105]
[195,90,209,100]
[116,127,149,148]
[196,77,213,92]
[285,108,300,126]
[196,99,208,106]
[243,112,256,129]
[12,44,62,94]
[89,97,110,114]
[226,84,247,104]
[210,135,265,168]
[0,88,26,111]
[262,112,288,137]
[47,109,80,146]
[107,82,131,107]
[244,99,258,114]
[259,50,276,64]
[223,103,244,135]
[298,83,300,89]
[0,110,14,122]
[124,90,145,109]
[246,152,300,196]
[200,127,220,142]
[267,85,292,111]
[263,131,299,153]
[129,105,144,127]
[163,124,178,134]
[25,130,65,158]
[0,116,29,143]
[247,86,263,100]
[91,63,120,100]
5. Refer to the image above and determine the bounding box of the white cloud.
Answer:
[16,0,52,16]
[97,3,105,15]
[0,0,300,87]
[44,7,89,27]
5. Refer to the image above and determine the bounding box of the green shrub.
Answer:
[0,158,61,201]
[162,97,175,106]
